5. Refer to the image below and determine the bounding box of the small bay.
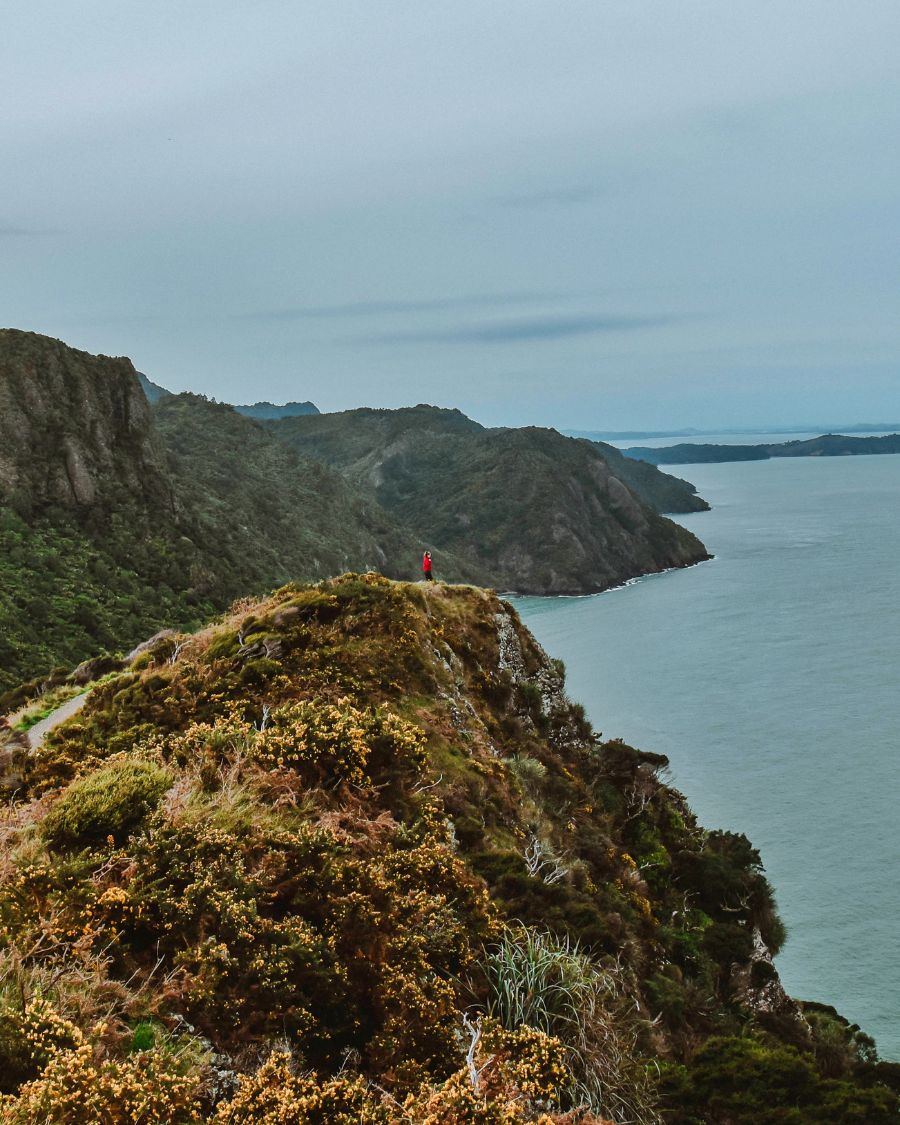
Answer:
[514,454,900,1059]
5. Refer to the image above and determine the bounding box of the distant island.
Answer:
[622,432,900,465]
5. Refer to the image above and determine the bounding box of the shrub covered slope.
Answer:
[1,576,895,1123]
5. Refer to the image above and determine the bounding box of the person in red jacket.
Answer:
[422,550,434,581]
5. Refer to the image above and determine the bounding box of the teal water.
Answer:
[513,455,900,1059]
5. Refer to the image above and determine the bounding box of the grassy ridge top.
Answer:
[1,576,895,1122]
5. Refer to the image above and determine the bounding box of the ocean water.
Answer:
[513,454,900,1059]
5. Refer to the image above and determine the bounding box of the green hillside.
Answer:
[266,407,710,595]
[0,334,430,694]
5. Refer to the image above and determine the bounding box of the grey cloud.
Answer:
[352,314,674,346]
[236,292,561,320]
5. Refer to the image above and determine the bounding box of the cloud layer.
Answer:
[2,2,899,428]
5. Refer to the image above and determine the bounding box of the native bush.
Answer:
[41,758,172,849]
[803,1002,878,1077]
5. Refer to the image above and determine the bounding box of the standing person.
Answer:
[422,550,434,581]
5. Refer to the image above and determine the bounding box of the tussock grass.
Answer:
[482,923,661,1124]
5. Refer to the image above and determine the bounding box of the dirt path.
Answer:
[25,692,91,750]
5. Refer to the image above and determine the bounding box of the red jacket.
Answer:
[423,553,432,573]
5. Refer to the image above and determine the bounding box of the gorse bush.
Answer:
[0,997,78,1094]
[212,1053,389,1124]
[157,699,428,791]
[41,758,173,849]
[0,999,206,1124]
[213,1027,577,1124]
[251,698,428,787]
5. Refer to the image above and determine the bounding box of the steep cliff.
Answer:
[0,577,895,1122]
[0,330,175,516]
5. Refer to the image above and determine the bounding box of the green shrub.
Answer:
[41,759,172,849]
[128,1021,158,1053]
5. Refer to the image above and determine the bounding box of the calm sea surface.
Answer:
[513,455,900,1059]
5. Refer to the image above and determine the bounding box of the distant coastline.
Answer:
[567,422,900,442]
[619,431,900,466]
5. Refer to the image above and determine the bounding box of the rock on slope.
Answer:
[266,406,711,594]
[1,575,894,1122]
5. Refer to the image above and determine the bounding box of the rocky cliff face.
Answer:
[0,330,175,516]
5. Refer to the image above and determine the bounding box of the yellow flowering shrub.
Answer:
[251,699,427,787]
[400,1025,573,1124]
[0,1012,203,1125]
[0,996,78,1093]
[212,1052,389,1124]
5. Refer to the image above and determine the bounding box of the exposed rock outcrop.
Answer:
[0,329,175,516]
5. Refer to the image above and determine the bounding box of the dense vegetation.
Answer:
[0,504,215,696]
[0,576,895,1122]
[0,332,429,692]
[152,393,453,595]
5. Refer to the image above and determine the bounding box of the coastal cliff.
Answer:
[0,329,175,516]
[265,406,710,595]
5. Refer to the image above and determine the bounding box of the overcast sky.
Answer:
[3,2,899,429]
